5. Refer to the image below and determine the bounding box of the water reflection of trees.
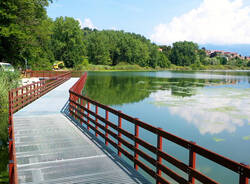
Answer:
[84,72,249,106]
[84,74,214,105]
[84,75,153,105]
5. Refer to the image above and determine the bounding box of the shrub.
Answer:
[0,71,20,113]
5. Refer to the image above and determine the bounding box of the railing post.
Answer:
[35,83,37,98]
[9,161,14,184]
[157,128,163,184]
[80,98,84,126]
[239,163,249,184]
[118,111,122,157]
[105,110,109,146]
[8,90,13,152]
[134,118,139,170]
[87,102,90,131]
[74,96,77,120]
[69,93,72,116]
[15,90,18,101]
[8,90,14,184]
[26,86,28,102]
[38,83,41,97]
[95,105,98,137]
[189,141,196,184]
[21,88,24,105]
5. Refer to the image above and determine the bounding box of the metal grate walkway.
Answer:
[13,78,149,184]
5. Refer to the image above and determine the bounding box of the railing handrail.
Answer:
[24,70,86,78]
[15,72,71,91]
[8,71,72,184]
[69,73,250,184]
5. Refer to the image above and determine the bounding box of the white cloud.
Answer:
[110,27,117,30]
[49,3,63,8]
[77,18,97,29]
[151,0,250,45]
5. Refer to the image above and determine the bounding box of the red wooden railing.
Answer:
[24,71,68,78]
[24,70,85,78]
[8,72,71,184]
[69,73,250,184]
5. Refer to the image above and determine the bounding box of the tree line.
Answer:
[0,0,169,70]
[1,0,249,70]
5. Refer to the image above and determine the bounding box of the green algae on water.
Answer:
[242,135,250,141]
[209,106,238,113]
[213,137,225,142]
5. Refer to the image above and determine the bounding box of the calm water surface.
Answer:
[85,71,250,184]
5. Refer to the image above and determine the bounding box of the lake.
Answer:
[84,71,250,184]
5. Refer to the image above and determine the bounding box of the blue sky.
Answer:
[47,0,202,37]
[47,0,250,47]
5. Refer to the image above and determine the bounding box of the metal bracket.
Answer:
[238,165,245,175]
[187,167,191,175]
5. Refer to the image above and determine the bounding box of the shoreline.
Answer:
[69,63,250,72]
[69,67,250,72]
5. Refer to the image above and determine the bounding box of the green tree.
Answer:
[198,49,207,65]
[83,29,170,68]
[170,41,199,66]
[85,32,111,65]
[51,16,86,68]
[0,0,53,69]
[219,57,228,65]
[149,45,170,68]
[160,45,172,60]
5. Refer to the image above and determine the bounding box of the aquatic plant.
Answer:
[213,137,225,142]
[242,135,250,141]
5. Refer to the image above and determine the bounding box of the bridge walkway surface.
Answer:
[13,78,149,184]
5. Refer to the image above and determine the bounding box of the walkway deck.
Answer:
[13,78,149,184]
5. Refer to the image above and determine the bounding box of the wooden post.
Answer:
[134,118,139,170]
[15,90,18,101]
[35,83,37,96]
[157,128,163,184]
[118,111,122,157]
[8,91,13,151]
[105,110,109,146]
[21,88,24,107]
[8,90,14,184]
[9,162,14,184]
[87,102,90,131]
[240,176,249,184]
[239,163,249,184]
[80,98,84,126]
[26,86,28,102]
[189,141,196,184]
[38,83,41,97]
[95,105,98,137]
[69,93,72,116]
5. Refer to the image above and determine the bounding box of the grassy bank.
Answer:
[73,62,250,72]
[0,71,20,113]
[0,71,20,183]
[74,62,155,71]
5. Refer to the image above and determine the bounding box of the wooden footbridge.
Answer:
[8,71,250,184]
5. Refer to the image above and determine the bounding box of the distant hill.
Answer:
[200,44,250,56]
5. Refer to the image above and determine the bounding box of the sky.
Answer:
[47,0,250,47]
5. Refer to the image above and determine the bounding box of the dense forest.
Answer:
[0,0,169,70]
[1,0,249,70]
